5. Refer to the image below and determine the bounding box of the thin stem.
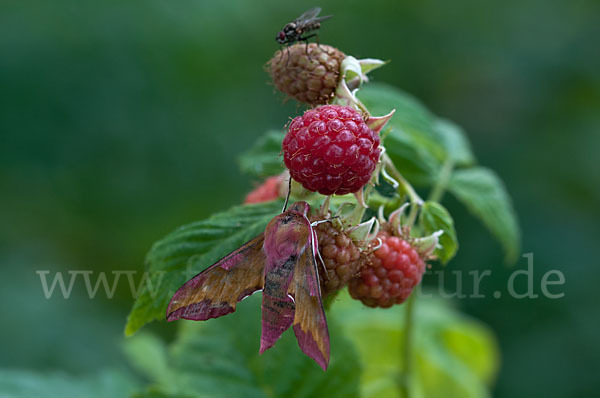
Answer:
[405,203,419,231]
[320,195,332,215]
[428,158,454,203]
[399,293,416,398]
[377,150,420,398]
[347,168,378,226]
[382,153,423,206]
[366,191,403,213]
[382,153,423,230]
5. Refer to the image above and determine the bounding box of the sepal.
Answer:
[334,55,386,110]
[348,217,380,243]
[412,230,444,259]
[366,109,395,135]
[388,203,410,233]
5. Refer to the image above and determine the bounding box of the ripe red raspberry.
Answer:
[282,105,381,195]
[244,176,282,204]
[349,231,426,308]
[311,217,365,297]
[267,43,345,105]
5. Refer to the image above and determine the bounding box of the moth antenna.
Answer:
[316,247,329,280]
[310,216,338,227]
[282,176,292,212]
[310,219,328,227]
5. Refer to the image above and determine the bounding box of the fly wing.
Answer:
[289,229,330,370]
[310,14,333,25]
[295,7,322,23]
[166,235,265,322]
[297,7,333,25]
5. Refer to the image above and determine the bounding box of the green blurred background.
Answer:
[1,0,598,396]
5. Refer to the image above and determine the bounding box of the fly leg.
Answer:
[314,34,330,54]
[284,45,292,67]
[299,33,317,61]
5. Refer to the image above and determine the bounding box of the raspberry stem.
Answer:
[320,195,332,215]
[382,153,423,206]
[399,293,416,398]
[382,153,423,230]
[347,176,376,226]
[428,157,454,203]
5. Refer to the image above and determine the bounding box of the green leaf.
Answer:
[441,323,500,385]
[0,369,139,398]
[358,83,446,186]
[358,83,518,262]
[331,291,499,398]
[122,333,169,383]
[129,294,361,398]
[420,201,459,264]
[384,130,441,186]
[133,389,187,398]
[125,201,282,336]
[359,83,445,160]
[448,167,520,263]
[239,130,285,177]
[433,118,476,167]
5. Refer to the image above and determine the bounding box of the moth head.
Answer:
[287,201,310,217]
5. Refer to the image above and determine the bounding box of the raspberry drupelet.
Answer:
[282,105,381,195]
[349,230,426,308]
[267,43,345,105]
[311,216,365,297]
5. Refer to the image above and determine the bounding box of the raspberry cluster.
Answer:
[312,217,365,297]
[267,43,345,105]
[349,230,426,308]
[282,105,381,195]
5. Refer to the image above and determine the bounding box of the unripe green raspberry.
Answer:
[267,43,345,105]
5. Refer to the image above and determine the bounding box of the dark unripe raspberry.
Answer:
[244,176,283,204]
[311,217,365,297]
[282,105,381,195]
[349,231,426,308]
[267,43,345,105]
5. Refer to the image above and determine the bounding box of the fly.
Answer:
[276,7,333,46]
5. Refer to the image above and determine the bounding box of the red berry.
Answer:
[244,176,282,204]
[310,216,366,297]
[349,231,426,308]
[282,105,381,195]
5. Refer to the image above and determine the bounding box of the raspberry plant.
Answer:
[125,22,519,398]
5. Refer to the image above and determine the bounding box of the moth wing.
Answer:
[289,233,330,370]
[259,213,310,354]
[166,235,265,322]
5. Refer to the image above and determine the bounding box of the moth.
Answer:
[166,201,330,370]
